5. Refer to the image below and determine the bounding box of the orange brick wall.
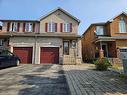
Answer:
[82,25,96,61]
[116,40,127,48]
[110,14,127,37]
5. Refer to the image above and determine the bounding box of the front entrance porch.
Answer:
[95,41,117,58]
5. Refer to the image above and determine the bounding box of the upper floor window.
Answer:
[0,26,2,30]
[47,22,57,32]
[63,23,72,32]
[96,26,104,35]
[0,21,3,30]
[119,18,126,33]
[10,22,18,32]
[25,23,33,32]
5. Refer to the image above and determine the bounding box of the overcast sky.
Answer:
[0,0,127,35]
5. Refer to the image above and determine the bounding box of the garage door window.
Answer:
[63,41,69,55]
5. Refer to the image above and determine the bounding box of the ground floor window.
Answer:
[63,41,69,55]
[0,39,4,46]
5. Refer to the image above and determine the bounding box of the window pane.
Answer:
[96,26,104,35]
[10,22,17,31]
[48,22,55,32]
[48,23,51,32]
[64,24,66,32]
[0,21,3,26]
[25,23,33,32]
[119,19,126,33]
[0,22,4,30]
[64,23,70,32]
[52,23,55,32]
[25,23,29,32]
[0,39,3,46]
[13,22,17,31]
[63,41,69,55]
[29,23,33,32]
[67,23,70,32]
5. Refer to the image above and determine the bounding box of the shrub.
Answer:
[0,50,10,55]
[94,58,111,71]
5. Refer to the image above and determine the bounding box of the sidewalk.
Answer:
[63,64,127,95]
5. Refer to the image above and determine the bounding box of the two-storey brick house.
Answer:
[0,8,82,64]
[82,12,127,63]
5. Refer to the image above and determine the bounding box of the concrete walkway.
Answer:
[0,64,69,95]
[63,64,127,95]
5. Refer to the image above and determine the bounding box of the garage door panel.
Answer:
[13,47,33,64]
[40,47,59,64]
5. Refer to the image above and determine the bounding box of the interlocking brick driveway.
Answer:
[0,64,70,95]
[0,64,127,95]
[63,64,127,95]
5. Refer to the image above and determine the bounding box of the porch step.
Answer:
[108,58,122,65]
[63,55,76,65]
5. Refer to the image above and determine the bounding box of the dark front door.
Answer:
[102,44,108,57]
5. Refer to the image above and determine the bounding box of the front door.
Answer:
[102,44,108,57]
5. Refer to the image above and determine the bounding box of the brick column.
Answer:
[99,49,104,58]
[76,38,82,64]
[99,41,104,58]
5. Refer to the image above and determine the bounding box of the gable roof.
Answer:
[38,7,80,23]
[82,11,127,36]
[108,11,127,22]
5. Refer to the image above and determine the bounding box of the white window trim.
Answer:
[10,22,18,32]
[47,22,55,32]
[25,23,33,32]
[63,23,70,32]
[119,18,126,33]
[96,26,104,35]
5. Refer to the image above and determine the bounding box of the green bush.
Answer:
[0,50,9,55]
[94,58,111,71]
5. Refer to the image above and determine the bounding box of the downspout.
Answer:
[100,41,102,50]
[76,39,78,65]
[34,35,37,64]
[100,41,104,58]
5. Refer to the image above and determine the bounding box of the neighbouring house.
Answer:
[0,7,82,64]
[82,12,127,64]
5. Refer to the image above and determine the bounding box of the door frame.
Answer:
[102,43,108,57]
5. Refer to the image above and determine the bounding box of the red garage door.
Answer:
[40,47,59,64]
[13,47,33,64]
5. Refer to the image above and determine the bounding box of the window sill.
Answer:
[15,31,35,33]
[115,32,127,34]
[47,32,56,33]
[61,32,72,33]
